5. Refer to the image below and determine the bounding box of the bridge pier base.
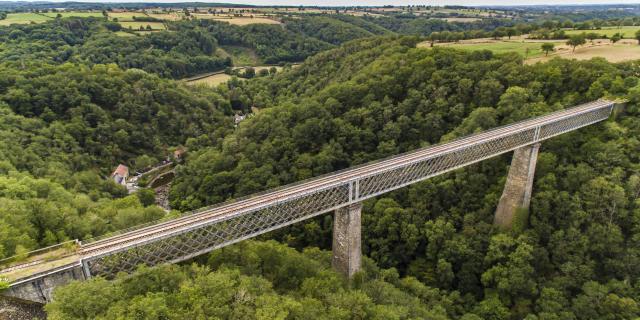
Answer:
[332,203,362,278]
[494,143,540,229]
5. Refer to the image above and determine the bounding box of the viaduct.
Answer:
[0,99,617,308]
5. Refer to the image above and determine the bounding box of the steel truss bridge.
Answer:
[3,99,616,301]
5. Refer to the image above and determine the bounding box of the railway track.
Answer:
[78,99,614,258]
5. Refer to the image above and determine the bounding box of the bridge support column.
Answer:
[332,203,361,278]
[494,143,540,229]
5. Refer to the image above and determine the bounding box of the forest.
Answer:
[1,8,640,320]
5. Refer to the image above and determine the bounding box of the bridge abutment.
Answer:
[494,143,540,229]
[332,203,362,278]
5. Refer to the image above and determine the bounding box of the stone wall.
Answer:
[3,264,85,304]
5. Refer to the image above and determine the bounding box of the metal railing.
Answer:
[79,99,615,278]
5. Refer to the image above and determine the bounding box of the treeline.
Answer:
[46,241,459,319]
[167,37,640,318]
[173,20,333,64]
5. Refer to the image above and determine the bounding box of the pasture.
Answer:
[422,40,564,59]
[108,12,145,21]
[528,43,640,64]
[0,13,52,25]
[564,26,640,38]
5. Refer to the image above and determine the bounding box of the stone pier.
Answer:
[494,143,540,229]
[332,203,362,278]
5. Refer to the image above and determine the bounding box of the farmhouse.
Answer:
[111,164,129,185]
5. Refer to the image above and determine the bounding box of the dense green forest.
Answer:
[0,51,233,257]
[1,10,640,319]
[167,37,640,318]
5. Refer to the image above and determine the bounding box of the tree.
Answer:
[566,34,586,52]
[635,29,640,45]
[585,32,599,43]
[243,67,256,79]
[610,32,622,44]
[541,42,555,56]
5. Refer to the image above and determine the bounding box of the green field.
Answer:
[0,13,52,25]
[220,45,261,66]
[434,41,565,59]
[564,26,640,38]
[108,12,145,21]
[41,11,104,18]
[119,21,166,30]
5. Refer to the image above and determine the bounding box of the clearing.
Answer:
[220,45,261,66]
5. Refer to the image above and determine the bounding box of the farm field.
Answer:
[564,26,640,38]
[41,11,103,18]
[119,21,166,30]
[108,12,147,21]
[528,42,640,63]
[0,13,52,25]
[423,40,565,59]
[145,13,182,21]
[420,38,640,63]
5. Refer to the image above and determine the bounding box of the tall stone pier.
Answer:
[494,143,540,229]
[332,203,362,278]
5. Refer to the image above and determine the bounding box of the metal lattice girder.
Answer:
[80,100,615,278]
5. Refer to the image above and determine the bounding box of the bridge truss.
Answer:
[79,100,615,278]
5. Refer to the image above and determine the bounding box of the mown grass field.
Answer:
[564,26,640,38]
[0,13,52,25]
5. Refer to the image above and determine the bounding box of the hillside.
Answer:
[167,37,640,318]
[1,7,640,320]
